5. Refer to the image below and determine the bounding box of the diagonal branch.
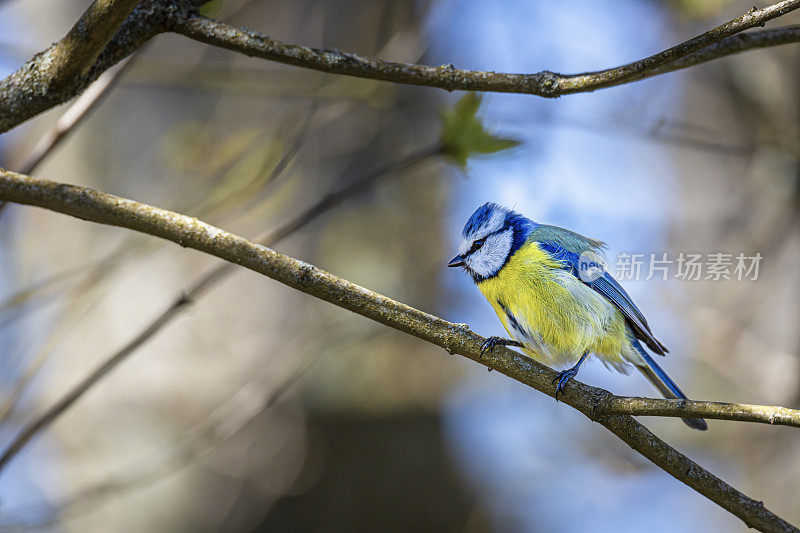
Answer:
[172,2,800,98]
[0,144,439,447]
[0,169,796,533]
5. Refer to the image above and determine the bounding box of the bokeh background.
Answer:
[0,0,799,531]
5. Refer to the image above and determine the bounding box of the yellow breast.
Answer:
[476,242,630,368]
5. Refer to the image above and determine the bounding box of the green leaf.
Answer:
[439,93,521,169]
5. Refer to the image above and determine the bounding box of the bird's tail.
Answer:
[633,341,707,431]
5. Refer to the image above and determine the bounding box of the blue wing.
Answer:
[537,241,668,355]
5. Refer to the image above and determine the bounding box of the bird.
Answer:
[447,202,707,430]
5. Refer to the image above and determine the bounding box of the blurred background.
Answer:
[0,0,799,531]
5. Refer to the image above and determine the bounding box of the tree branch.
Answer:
[42,0,140,83]
[601,397,800,428]
[172,2,800,97]
[4,2,800,133]
[0,169,796,533]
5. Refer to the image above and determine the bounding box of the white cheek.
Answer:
[467,230,512,278]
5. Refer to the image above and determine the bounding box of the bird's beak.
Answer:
[447,254,466,268]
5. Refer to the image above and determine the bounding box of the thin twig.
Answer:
[0,346,319,530]
[4,2,800,133]
[0,169,796,533]
[0,55,138,217]
[0,331,378,529]
[173,3,800,98]
[601,397,800,428]
[18,56,138,176]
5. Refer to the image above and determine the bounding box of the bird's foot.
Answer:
[480,337,521,358]
[552,367,578,402]
[480,337,505,358]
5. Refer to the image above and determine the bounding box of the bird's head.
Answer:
[448,202,533,282]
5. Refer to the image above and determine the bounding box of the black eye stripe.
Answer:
[465,238,484,255]
[464,225,510,257]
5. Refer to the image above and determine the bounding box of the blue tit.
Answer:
[448,202,706,430]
